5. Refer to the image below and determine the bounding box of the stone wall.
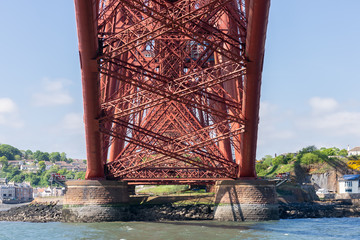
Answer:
[62,180,130,222]
[63,180,129,205]
[213,180,279,221]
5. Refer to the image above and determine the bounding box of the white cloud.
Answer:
[0,98,24,128]
[0,98,17,113]
[257,97,360,158]
[309,97,339,114]
[32,78,73,106]
[299,111,360,136]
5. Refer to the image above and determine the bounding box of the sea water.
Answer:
[0,218,359,240]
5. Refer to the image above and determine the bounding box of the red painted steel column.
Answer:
[74,0,104,179]
[239,0,270,178]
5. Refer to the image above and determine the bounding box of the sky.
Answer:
[0,1,359,160]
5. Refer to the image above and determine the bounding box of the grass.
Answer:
[137,185,190,195]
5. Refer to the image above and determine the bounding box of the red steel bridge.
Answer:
[74,0,270,184]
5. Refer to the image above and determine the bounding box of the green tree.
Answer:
[34,151,50,161]
[256,162,268,173]
[74,171,85,180]
[0,156,8,165]
[33,150,42,160]
[38,161,46,173]
[25,150,33,160]
[272,155,288,165]
[262,155,273,166]
[0,144,22,160]
[60,152,67,162]
[300,152,321,165]
[50,152,61,163]
[338,149,348,157]
[320,147,340,156]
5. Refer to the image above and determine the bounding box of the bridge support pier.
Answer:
[62,180,129,222]
[213,180,279,221]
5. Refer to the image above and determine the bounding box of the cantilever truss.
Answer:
[74,0,269,183]
[97,0,247,182]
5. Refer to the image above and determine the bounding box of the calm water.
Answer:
[0,218,359,240]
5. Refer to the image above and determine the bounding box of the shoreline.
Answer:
[0,200,359,223]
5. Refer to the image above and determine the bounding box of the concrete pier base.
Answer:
[62,180,129,222]
[213,180,279,221]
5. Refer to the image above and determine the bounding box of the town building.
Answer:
[0,180,33,203]
[0,185,15,202]
[348,147,360,156]
[0,178,7,185]
[33,187,65,198]
[338,174,360,194]
[14,183,33,202]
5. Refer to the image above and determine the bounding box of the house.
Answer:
[14,183,33,202]
[20,165,39,173]
[338,174,360,193]
[348,147,360,156]
[0,185,16,202]
[7,160,24,169]
[0,178,7,185]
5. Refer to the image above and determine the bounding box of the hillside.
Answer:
[256,146,359,181]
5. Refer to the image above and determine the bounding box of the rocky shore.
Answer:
[0,200,360,222]
[128,204,213,221]
[0,202,62,222]
[279,201,360,219]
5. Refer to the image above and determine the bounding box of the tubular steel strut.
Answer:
[74,0,270,183]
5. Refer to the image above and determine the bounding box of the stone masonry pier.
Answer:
[62,180,129,222]
[213,180,279,221]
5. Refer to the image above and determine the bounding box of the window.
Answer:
[8,194,11,197]
[345,181,353,187]
[345,189,352,193]
[3,194,6,197]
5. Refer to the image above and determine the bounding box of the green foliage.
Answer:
[49,152,61,163]
[320,147,338,156]
[60,152,67,162]
[0,144,22,160]
[338,149,348,157]
[255,161,268,173]
[262,155,273,166]
[24,150,33,160]
[255,145,355,177]
[138,185,189,195]
[272,155,290,165]
[0,143,86,187]
[74,171,85,180]
[38,161,46,173]
[33,150,50,161]
[0,156,8,166]
[300,152,322,165]
[300,145,317,154]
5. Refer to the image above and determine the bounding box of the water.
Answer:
[0,218,359,240]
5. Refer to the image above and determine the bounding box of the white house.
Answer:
[339,175,360,193]
[0,185,16,201]
[348,147,360,156]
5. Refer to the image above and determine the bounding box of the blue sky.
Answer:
[0,1,359,159]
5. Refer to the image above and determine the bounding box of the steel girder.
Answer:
[74,0,270,182]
